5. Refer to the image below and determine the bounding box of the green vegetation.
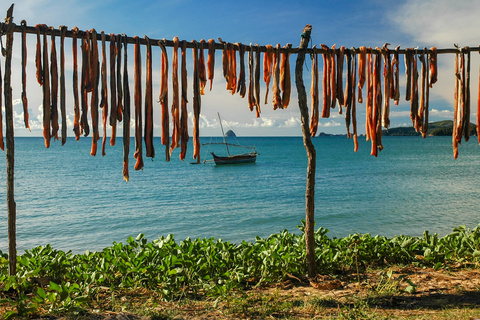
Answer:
[1,223,480,318]
[383,120,477,136]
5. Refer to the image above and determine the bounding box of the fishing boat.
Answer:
[203,113,258,165]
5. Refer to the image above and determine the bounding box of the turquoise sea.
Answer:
[0,135,479,253]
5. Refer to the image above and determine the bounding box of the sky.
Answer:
[4,0,480,138]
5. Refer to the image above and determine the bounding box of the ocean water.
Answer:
[0,135,479,253]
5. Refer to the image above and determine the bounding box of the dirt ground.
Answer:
[7,266,480,319]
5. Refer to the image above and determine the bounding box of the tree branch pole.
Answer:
[3,4,16,276]
[295,24,316,278]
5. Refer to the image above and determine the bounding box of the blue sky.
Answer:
[6,0,480,137]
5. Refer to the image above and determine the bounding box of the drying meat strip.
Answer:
[59,26,67,145]
[371,49,382,157]
[336,46,345,108]
[351,50,358,152]
[144,36,155,159]
[464,48,471,142]
[453,50,460,159]
[478,49,480,144]
[381,43,391,129]
[133,36,144,170]
[198,39,207,95]
[20,20,29,131]
[418,51,426,136]
[180,40,189,161]
[236,43,247,98]
[100,31,108,156]
[207,39,215,91]
[411,50,419,130]
[263,44,274,104]
[72,27,80,140]
[392,45,400,105]
[329,44,336,110]
[116,34,123,122]
[50,27,59,141]
[309,46,319,137]
[281,44,292,108]
[228,43,237,94]
[429,47,438,87]
[122,34,130,181]
[109,34,117,146]
[192,41,202,163]
[344,49,352,137]
[90,29,100,156]
[320,44,330,118]
[34,24,44,86]
[80,32,90,137]
[159,40,170,161]
[170,37,180,154]
[404,48,413,101]
[42,27,51,148]
[222,41,228,83]
[357,46,366,104]
[272,43,282,109]
[457,50,465,140]
[247,44,255,112]
[254,44,261,117]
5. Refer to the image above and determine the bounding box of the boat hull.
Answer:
[211,152,257,165]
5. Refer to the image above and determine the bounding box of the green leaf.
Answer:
[49,281,62,292]
[37,287,47,299]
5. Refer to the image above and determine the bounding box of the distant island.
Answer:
[225,130,236,137]
[382,120,476,136]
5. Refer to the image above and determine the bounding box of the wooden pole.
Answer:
[295,25,316,278]
[4,4,16,276]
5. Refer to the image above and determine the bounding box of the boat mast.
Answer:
[218,112,230,156]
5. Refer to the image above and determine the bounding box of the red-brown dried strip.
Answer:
[263,45,273,104]
[59,26,67,144]
[34,24,44,86]
[381,43,391,129]
[374,49,383,153]
[90,29,100,156]
[357,46,366,104]
[309,46,319,137]
[159,40,170,161]
[329,44,336,110]
[365,50,373,142]
[170,37,180,154]
[236,43,246,98]
[457,50,465,141]
[410,50,419,129]
[80,32,90,137]
[453,51,460,159]
[228,43,237,94]
[247,44,255,112]
[72,27,80,140]
[371,50,380,156]
[320,44,330,118]
[0,47,2,149]
[180,40,189,161]
[423,50,430,138]
[418,51,426,137]
[464,48,471,142]
[392,45,400,105]
[20,21,30,131]
[336,46,345,108]
[100,31,108,155]
[144,36,155,159]
[84,31,92,92]
[344,49,352,137]
[429,47,438,87]
[198,39,207,95]
[42,28,51,148]
[109,34,117,145]
[133,36,144,170]
[281,43,292,108]
[272,43,282,109]
[50,27,59,141]
[351,50,358,152]
[116,34,123,122]
[122,34,131,181]
[192,41,201,163]
[207,39,215,91]
[254,44,261,117]
[222,41,228,84]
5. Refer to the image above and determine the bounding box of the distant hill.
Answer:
[225,130,236,137]
[383,120,477,136]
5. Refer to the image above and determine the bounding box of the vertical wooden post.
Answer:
[4,4,16,276]
[295,25,316,278]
